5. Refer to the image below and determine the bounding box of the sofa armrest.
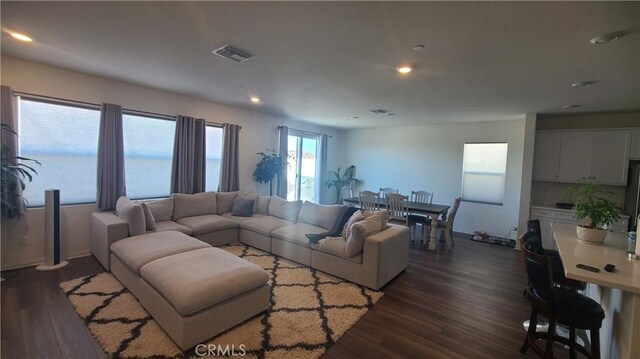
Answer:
[91,212,129,271]
[362,224,410,290]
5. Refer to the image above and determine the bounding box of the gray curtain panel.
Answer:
[317,134,329,204]
[1,85,26,217]
[276,126,288,198]
[96,103,126,211]
[219,123,240,192]
[171,115,206,194]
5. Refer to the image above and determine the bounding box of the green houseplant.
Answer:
[253,150,286,196]
[1,123,39,219]
[564,181,621,244]
[326,165,361,204]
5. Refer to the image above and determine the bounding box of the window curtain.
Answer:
[1,85,25,217]
[219,123,240,192]
[276,126,288,198]
[96,103,126,211]
[171,115,206,194]
[316,134,329,204]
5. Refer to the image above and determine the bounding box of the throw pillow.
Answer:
[140,202,158,231]
[345,216,385,257]
[363,210,390,229]
[115,196,146,236]
[232,197,255,217]
[342,210,364,239]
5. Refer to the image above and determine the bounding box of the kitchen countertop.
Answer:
[532,205,630,218]
[552,222,639,294]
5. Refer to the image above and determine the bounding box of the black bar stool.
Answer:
[520,234,605,358]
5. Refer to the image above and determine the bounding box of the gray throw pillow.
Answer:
[115,196,146,236]
[232,197,255,217]
[140,202,158,231]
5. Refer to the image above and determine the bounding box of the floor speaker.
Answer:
[36,189,68,271]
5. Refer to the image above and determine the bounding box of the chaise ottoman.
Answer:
[110,231,270,350]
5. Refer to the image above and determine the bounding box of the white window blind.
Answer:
[461,142,508,205]
[205,125,223,191]
[123,114,175,199]
[18,99,101,206]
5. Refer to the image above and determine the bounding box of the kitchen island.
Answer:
[552,223,640,359]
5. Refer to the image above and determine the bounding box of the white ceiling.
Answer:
[1,1,639,129]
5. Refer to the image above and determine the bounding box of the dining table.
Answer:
[552,222,640,359]
[342,197,450,250]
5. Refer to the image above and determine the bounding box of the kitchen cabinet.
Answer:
[630,129,640,160]
[533,130,631,185]
[533,132,562,181]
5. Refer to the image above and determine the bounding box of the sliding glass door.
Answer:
[286,131,319,202]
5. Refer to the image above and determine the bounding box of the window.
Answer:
[287,131,319,202]
[205,125,223,191]
[18,98,101,206]
[123,113,175,199]
[461,142,508,205]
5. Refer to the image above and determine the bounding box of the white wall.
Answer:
[344,119,526,237]
[0,55,345,270]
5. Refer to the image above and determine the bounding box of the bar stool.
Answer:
[520,235,605,359]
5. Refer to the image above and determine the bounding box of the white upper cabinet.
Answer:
[591,131,630,185]
[630,129,640,160]
[558,132,595,182]
[533,132,562,181]
[533,129,631,186]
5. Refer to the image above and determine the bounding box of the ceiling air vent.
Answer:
[211,44,255,63]
[370,109,388,114]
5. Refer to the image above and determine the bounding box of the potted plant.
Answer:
[564,181,622,244]
[1,124,39,219]
[253,150,286,196]
[326,165,362,204]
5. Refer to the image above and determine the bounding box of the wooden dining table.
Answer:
[342,197,450,250]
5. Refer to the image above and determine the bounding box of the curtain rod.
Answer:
[13,91,236,128]
[278,125,333,138]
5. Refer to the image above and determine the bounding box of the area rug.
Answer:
[61,244,382,359]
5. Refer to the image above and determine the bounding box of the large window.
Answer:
[123,113,175,199]
[461,142,508,205]
[205,125,223,191]
[18,99,101,206]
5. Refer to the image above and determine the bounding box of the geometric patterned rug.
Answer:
[60,244,382,358]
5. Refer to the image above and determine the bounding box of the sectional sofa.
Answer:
[91,191,410,290]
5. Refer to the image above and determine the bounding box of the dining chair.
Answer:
[358,190,380,211]
[386,193,409,226]
[433,197,461,247]
[407,190,434,242]
[379,187,399,199]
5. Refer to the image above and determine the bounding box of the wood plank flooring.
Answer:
[1,235,542,358]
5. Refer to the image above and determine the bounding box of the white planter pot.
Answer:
[576,225,608,245]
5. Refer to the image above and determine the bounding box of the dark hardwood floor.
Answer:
[2,235,543,358]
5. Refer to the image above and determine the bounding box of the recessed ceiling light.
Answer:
[571,81,593,88]
[468,105,477,109]
[250,97,261,103]
[590,33,618,44]
[412,45,424,51]
[353,116,359,119]
[387,113,395,116]
[10,32,32,42]
[562,105,580,109]
[397,66,412,74]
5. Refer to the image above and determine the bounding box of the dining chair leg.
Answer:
[569,326,577,359]
[545,319,556,358]
[520,308,537,353]
[590,328,600,359]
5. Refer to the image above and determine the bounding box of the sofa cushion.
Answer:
[256,196,271,215]
[172,192,217,220]
[115,196,146,236]
[342,210,364,239]
[221,212,264,224]
[363,210,389,229]
[110,231,209,274]
[176,214,238,236]
[232,197,255,217]
[153,220,193,235]
[268,197,303,222]
[140,247,269,316]
[216,191,239,215]
[143,198,174,222]
[241,216,293,236]
[345,216,385,257]
[311,237,363,264]
[271,223,326,248]
[140,203,158,231]
[298,201,342,231]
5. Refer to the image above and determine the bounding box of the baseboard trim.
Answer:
[1,251,92,271]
